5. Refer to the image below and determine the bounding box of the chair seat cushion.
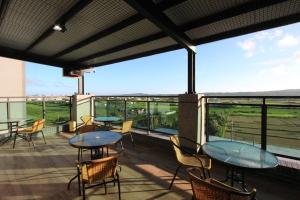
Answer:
[180,155,211,169]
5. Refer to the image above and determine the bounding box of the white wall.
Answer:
[0,57,25,97]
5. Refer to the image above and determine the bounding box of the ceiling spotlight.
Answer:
[53,23,66,32]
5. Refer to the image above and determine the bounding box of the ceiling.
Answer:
[0,0,299,69]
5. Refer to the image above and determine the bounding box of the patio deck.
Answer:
[0,133,298,200]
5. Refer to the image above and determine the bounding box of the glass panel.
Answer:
[94,100,124,120]
[207,104,261,147]
[0,102,8,130]
[45,100,70,126]
[9,102,26,119]
[267,106,300,158]
[127,101,147,129]
[150,102,178,135]
[77,99,91,124]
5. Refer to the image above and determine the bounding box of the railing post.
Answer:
[6,98,10,120]
[69,96,72,121]
[124,99,127,121]
[205,98,209,142]
[147,98,150,135]
[42,97,46,119]
[261,98,267,150]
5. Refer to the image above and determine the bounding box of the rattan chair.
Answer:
[81,115,94,126]
[187,168,256,200]
[111,120,134,148]
[13,119,46,148]
[169,135,211,189]
[78,155,121,200]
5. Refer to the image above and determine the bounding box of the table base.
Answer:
[222,166,248,192]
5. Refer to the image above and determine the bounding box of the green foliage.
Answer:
[208,112,229,137]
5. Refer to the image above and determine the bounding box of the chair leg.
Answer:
[120,141,124,150]
[106,146,109,156]
[82,182,85,200]
[117,173,121,200]
[104,180,107,194]
[169,165,182,190]
[130,133,134,147]
[41,130,46,144]
[13,133,17,149]
[30,135,35,148]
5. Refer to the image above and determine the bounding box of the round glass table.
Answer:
[202,140,278,190]
[0,118,29,145]
[94,116,121,127]
[69,130,122,149]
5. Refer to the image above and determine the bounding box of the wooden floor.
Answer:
[0,134,299,200]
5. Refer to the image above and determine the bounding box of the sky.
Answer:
[26,22,300,96]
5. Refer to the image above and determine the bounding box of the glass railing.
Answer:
[94,96,178,135]
[0,96,71,128]
[205,96,300,159]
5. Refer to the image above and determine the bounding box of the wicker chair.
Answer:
[169,135,211,190]
[13,119,46,148]
[111,120,134,148]
[78,155,121,200]
[187,168,256,200]
[81,115,94,126]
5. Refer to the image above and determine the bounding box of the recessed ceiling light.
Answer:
[53,23,66,32]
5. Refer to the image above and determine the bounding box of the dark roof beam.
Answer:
[124,0,195,52]
[51,14,144,58]
[24,0,93,52]
[72,44,182,69]
[52,0,184,59]
[155,0,187,11]
[0,46,70,68]
[193,13,300,45]
[74,32,166,64]
[181,0,289,31]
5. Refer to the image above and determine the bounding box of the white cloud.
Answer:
[237,39,256,57]
[254,29,283,40]
[277,34,300,48]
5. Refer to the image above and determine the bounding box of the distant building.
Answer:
[0,57,25,97]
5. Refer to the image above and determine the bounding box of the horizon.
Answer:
[26,22,300,96]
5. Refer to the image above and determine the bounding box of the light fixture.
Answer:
[53,23,66,32]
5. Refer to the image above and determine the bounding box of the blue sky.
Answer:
[26,23,300,95]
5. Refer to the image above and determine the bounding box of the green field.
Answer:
[27,101,70,125]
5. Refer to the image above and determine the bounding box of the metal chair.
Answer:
[169,135,211,189]
[13,119,46,148]
[187,167,256,200]
[78,155,121,200]
[111,120,134,148]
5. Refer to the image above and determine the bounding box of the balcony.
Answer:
[0,95,299,200]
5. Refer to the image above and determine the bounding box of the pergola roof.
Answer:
[0,0,300,69]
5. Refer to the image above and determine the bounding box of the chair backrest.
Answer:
[78,124,98,134]
[121,120,133,133]
[32,119,45,132]
[81,115,93,125]
[187,168,256,200]
[81,155,119,184]
[170,135,184,163]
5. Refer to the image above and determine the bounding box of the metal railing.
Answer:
[204,96,300,159]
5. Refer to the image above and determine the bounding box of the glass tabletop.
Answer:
[69,131,122,149]
[202,141,278,169]
[94,116,121,122]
